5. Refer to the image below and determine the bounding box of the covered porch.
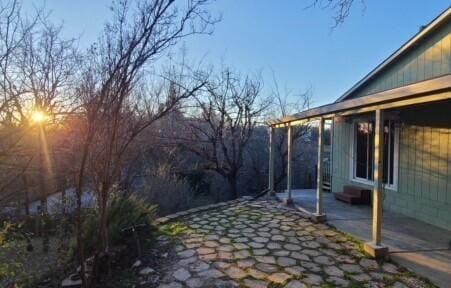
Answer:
[275,189,451,287]
[267,75,451,286]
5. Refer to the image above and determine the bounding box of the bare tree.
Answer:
[307,0,365,27]
[182,67,268,199]
[268,72,312,189]
[72,0,216,285]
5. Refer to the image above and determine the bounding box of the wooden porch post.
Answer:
[314,117,326,222]
[364,109,388,258]
[286,124,294,205]
[268,126,275,194]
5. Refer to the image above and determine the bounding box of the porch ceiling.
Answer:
[269,74,451,128]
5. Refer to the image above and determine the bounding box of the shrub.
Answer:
[71,193,157,258]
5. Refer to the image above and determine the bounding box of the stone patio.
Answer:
[277,189,451,288]
[156,199,433,288]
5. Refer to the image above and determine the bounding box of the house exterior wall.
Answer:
[331,104,451,230]
[347,19,451,99]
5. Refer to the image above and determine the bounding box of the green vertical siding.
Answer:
[348,20,451,99]
[332,115,451,230]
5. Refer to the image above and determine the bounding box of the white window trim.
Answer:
[349,119,399,191]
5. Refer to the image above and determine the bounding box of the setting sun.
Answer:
[31,110,48,124]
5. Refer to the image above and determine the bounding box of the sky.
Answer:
[25,0,451,107]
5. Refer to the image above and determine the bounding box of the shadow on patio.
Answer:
[276,189,451,288]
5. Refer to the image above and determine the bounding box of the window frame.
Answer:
[349,118,399,191]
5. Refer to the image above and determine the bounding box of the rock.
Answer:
[254,263,279,273]
[237,258,256,268]
[253,248,270,256]
[327,276,349,287]
[173,268,191,281]
[255,256,276,264]
[267,272,291,284]
[132,259,142,268]
[392,282,409,288]
[360,258,379,270]
[61,274,82,288]
[243,279,269,288]
[248,268,268,279]
[303,273,323,286]
[284,266,305,276]
[313,255,334,265]
[276,256,296,267]
[139,267,155,275]
[189,261,210,272]
[284,243,302,251]
[324,266,344,277]
[285,280,307,288]
[178,249,196,258]
[224,266,247,279]
[158,282,184,288]
[198,268,225,278]
[340,263,364,274]
[290,252,310,261]
[382,262,399,274]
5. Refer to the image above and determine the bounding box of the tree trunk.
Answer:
[228,174,238,199]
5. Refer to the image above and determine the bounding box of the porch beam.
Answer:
[271,91,451,128]
[268,75,451,127]
[286,124,294,205]
[314,117,326,222]
[364,109,388,258]
[268,126,275,194]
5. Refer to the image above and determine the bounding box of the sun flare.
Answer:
[31,110,48,124]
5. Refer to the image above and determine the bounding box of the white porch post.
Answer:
[268,126,275,194]
[286,124,293,205]
[364,109,388,258]
[315,117,326,222]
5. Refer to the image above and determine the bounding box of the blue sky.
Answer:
[26,0,450,107]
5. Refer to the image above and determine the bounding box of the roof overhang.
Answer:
[335,7,451,103]
[269,74,451,128]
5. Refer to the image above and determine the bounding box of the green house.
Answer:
[268,7,451,257]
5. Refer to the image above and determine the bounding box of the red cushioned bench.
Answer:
[334,185,371,205]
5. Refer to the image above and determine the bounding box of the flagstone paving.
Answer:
[157,199,435,288]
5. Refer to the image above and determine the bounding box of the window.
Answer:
[352,119,398,188]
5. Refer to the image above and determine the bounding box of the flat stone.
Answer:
[271,234,286,241]
[273,250,290,257]
[290,252,310,261]
[284,280,307,288]
[178,249,196,258]
[233,243,249,250]
[382,262,399,274]
[243,279,268,288]
[224,267,247,279]
[173,268,191,281]
[277,256,297,267]
[237,258,256,268]
[204,241,220,248]
[249,242,265,249]
[313,255,334,265]
[360,258,379,270]
[217,251,233,261]
[158,282,184,288]
[199,253,218,261]
[324,266,344,277]
[197,247,215,255]
[248,268,268,279]
[255,256,276,264]
[213,261,231,269]
[284,244,302,251]
[186,278,203,288]
[178,256,197,266]
[198,268,224,278]
[340,264,364,274]
[266,242,282,250]
[303,273,323,286]
[302,249,321,257]
[392,282,409,288]
[189,261,210,272]
[302,241,321,249]
[300,261,321,272]
[234,250,251,259]
[255,263,279,273]
[217,245,235,252]
[253,248,270,256]
[139,267,155,275]
[327,276,349,287]
[349,273,371,282]
[267,272,291,284]
[284,266,305,276]
[254,237,270,243]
